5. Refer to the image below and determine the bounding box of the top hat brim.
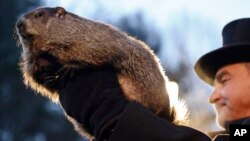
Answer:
[194,44,250,85]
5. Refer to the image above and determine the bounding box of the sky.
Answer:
[42,0,250,29]
[43,0,250,26]
[41,0,250,132]
[42,0,250,66]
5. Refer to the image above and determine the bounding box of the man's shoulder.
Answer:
[208,130,228,141]
[213,134,229,141]
[242,117,250,124]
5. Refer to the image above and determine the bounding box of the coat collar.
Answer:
[224,116,250,132]
[209,116,250,141]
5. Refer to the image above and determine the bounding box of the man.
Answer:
[195,18,250,141]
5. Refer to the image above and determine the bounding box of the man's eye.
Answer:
[221,79,227,83]
[221,77,230,84]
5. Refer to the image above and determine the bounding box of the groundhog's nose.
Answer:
[16,17,32,40]
[16,17,25,30]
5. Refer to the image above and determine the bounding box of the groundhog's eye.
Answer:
[34,11,44,18]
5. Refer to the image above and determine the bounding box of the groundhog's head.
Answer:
[17,7,78,54]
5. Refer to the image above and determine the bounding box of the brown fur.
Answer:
[16,7,188,140]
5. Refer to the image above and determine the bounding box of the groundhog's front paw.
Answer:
[41,73,60,87]
[33,65,60,88]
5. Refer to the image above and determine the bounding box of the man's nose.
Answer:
[209,88,221,103]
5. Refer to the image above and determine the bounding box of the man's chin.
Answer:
[216,111,229,128]
[215,118,225,128]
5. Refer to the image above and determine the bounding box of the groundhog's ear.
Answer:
[55,7,66,18]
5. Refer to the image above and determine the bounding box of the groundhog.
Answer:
[16,6,187,140]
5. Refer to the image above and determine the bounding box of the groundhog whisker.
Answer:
[13,29,21,47]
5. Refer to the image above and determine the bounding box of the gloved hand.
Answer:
[58,66,129,140]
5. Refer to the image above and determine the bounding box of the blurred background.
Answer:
[1,0,250,140]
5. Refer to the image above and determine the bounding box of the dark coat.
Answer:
[109,102,211,141]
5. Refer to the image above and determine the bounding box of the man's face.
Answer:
[210,63,250,127]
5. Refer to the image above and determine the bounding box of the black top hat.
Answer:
[195,18,250,85]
